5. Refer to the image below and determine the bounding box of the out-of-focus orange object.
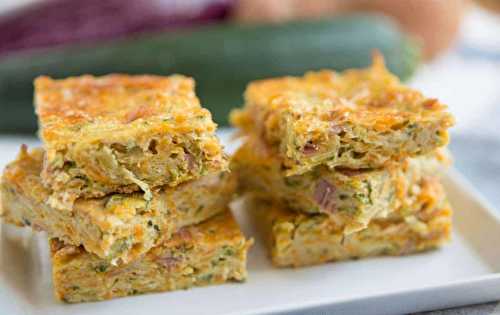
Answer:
[232,0,469,59]
[475,0,500,12]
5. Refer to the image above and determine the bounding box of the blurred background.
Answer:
[0,0,499,207]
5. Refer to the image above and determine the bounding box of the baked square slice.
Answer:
[50,210,252,303]
[1,146,235,264]
[232,136,449,234]
[231,55,454,175]
[247,178,451,267]
[35,74,227,209]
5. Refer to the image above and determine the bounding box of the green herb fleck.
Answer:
[111,238,132,255]
[352,151,365,159]
[199,274,213,282]
[353,193,370,204]
[195,205,204,215]
[94,263,108,273]
[284,177,301,187]
[105,195,124,208]
[222,246,235,257]
[63,161,76,171]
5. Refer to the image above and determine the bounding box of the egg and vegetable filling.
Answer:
[35,74,227,210]
[247,175,451,267]
[231,55,454,175]
[1,146,235,265]
[50,211,252,303]
[232,137,449,235]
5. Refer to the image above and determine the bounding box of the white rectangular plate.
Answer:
[1,134,500,315]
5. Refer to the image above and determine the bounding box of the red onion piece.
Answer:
[157,254,181,271]
[313,179,337,213]
[302,142,318,155]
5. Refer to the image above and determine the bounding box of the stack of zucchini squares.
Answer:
[231,56,455,267]
[0,74,251,302]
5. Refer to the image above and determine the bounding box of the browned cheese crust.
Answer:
[231,55,454,175]
[35,74,227,209]
[232,136,450,234]
[51,211,252,303]
[1,146,235,264]
[247,174,451,267]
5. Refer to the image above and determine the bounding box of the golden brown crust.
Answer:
[248,197,451,267]
[34,74,227,205]
[1,146,236,264]
[244,55,451,132]
[51,211,252,303]
[232,135,450,234]
[232,55,454,174]
[35,74,206,140]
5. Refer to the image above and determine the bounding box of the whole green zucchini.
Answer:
[0,15,419,133]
